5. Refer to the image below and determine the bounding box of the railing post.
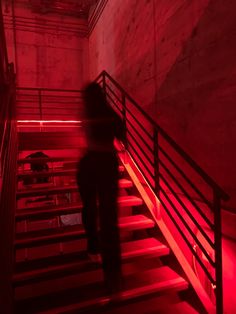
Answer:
[153,127,160,197]
[0,86,17,314]
[121,92,127,149]
[39,89,42,120]
[38,89,43,131]
[213,191,223,314]
[102,72,106,94]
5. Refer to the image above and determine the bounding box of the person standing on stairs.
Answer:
[77,82,124,298]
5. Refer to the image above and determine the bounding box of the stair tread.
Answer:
[15,265,188,307]
[122,237,170,258]
[16,214,153,239]
[84,299,198,314]
[159,301,199,314]
[17,185,79,198]
[123,266,187,294]
[17,156,78,164]
[18,165,124,178]
[119,215,155,230]
[16,178,133,198]
[18,169,77,179]
[13,238,169,285]
[16,203,82,220]
[78,297,199,314]
[16,195,143,221]
[15,215,155,248]
[15,238,168,273]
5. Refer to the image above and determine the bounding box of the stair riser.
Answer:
[18,132,85,151]
[15,197,143,221]
[15,231,86,249]
[13,247,170,287]
[16,179,132,199]
[17,166,124,180]
[15,219,155,249]
[14,266,188,311]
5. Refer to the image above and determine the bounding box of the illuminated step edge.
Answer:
[13,238,169,286]
[14,215,155,249]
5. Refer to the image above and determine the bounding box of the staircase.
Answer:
[0,71,228,314]
[13,123,200,314]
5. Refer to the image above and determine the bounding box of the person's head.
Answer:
[83,82,108,116]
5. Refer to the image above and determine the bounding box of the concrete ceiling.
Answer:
[20,0,100,19]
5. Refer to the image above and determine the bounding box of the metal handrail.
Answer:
[96,70,229,314]
[96,70,229,201]
[16,87,83,121]
[17,87,83,93]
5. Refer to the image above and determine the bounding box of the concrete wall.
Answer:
[89,0,236,210]
[3,1,89,89]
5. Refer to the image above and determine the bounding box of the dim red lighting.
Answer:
[17,120,82,123]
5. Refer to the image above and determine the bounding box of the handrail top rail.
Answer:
[97,70,229,201]
[16,87,82,93]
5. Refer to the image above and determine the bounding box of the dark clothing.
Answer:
[85,106,124,152]
[77,151,121,293]
[77,86,123,294]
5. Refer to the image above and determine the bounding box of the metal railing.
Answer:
[0,107,18,314]
[0,3,9,84]
[0,5,17,312]
[16,87,83,121]
[96,70,229,314]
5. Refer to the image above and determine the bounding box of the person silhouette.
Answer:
[77,82,124,297]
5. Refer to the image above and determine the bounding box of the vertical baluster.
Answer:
[39,89,42,121]
[153,127,160,198]
[122,92,127,149]
[39,90,43,131]
[214,191,223,314]
[102,72,106,94]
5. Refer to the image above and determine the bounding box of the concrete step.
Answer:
[13,238,170,286]
[18,156,78,165]
[14,266,188,313]
[15,238,169,273]
[83,296,199,314]
[15,214,155,249]
[16,195,143,221]
[16,203,83,221]
[17,165,125,179]
[80,299,199,314]
[16,178,133,199]
[121,266,188,301]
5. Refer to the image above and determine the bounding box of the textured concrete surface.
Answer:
[89,0,236,210]
[89,2,236,311]
[3,1,89,89]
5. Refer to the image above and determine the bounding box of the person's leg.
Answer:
[97,153,122,294]
[77,154,99,254]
